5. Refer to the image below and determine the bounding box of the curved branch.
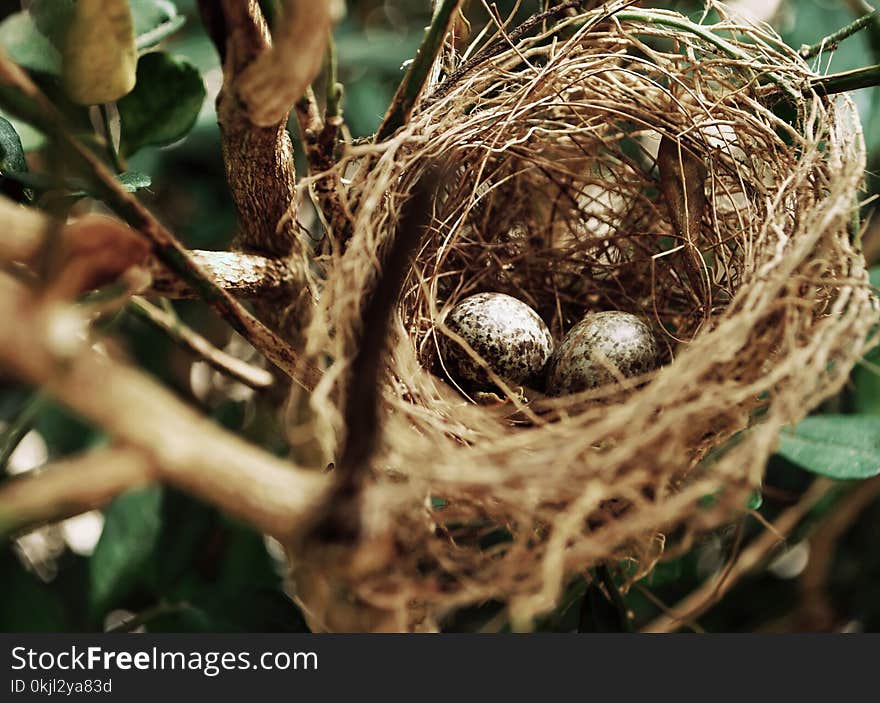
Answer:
[0,273,329,541]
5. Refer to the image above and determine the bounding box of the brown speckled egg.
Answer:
[437,292,554,391]
[547,311,659,395]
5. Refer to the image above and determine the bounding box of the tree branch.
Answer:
[144,250,299,299]
[0,197,297,300]
[641,479,835,633]
[235,0,344,128]
[0,53,320,386]
[799,10,879,59]
[811,63,880,95]
[200,0,304,258]
[0,273,328,541]
[0,447,156,537]
[128,297,275,390]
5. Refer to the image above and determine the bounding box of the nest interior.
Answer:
[290,3,877,631]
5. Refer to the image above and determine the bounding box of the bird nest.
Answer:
[289,2,877,631]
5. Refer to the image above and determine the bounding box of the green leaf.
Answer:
[118,52,206,157]
[130,0,186,50]
[0,551,70,631]
[27,1,183,54]
[117,170,152,192]
[0,11,61,74]
[0,116,27,175]
[777,415,880,480]
[89,486,163,617]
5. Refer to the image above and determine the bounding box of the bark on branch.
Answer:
[200,0,303,257]
[0,196,299,300]
[0,54,321,388]
[144,250,299,299]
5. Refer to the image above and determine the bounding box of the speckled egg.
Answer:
[437,292,554,391]
[547,311,659,395]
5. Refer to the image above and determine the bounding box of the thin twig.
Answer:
[791,476,880,630]
[0,52,320,389]
[376,0,463,142]
[799,10,879,60]
[614,10,798,99]
[595,565,633,632]
[128,297,275,390]
[428,0,633,105]
[325,32,343,121]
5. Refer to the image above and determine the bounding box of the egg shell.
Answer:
[437,292,554,391]
[547,311,659,395]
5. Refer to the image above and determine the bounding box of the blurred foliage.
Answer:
[1,0,880,633]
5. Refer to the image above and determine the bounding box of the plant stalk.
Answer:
[799,10,880,60]
[375,0,461,142]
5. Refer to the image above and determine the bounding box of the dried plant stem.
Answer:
[793,476,880,630]
[0,273,328,540]
[128,297,275,390]
[306,172,437,556]
[799,10,880,59]
[614,10,798,98]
